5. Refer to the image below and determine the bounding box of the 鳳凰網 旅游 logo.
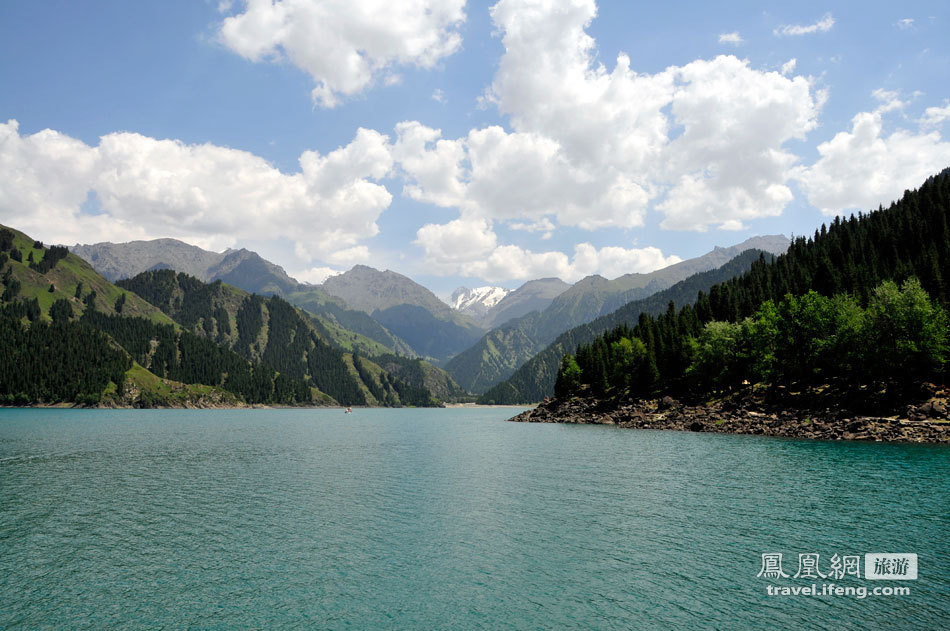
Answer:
[757,552,916,599]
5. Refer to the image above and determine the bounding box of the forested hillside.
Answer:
[0,228,441,407]
[320,265,484,362]
[117,270,439,406]
[478,249,775,403]
[550,170,950,407]
[0,227,254,406]
[448,237,788,395]
[287,287,417,357]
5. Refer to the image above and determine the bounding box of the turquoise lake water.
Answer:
[0,408,947,630]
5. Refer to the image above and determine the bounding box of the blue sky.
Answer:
[1,1,949,298]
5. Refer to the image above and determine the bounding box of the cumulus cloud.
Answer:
[387,0,829,280]
[0,119,393,266]
[508,217,555,233]
[218,0,466,107]
[774,13,835,36]
[412,213,681,282]
[458,241,682,283]
[795,111,950,214]
[396,122,652,231]
[489,2,820,229]
[657,56,816,230]
[718,32,743,45]
[397,0,824,278]
[392,121,468,208]
[414,217,498,274]
[921,101,950,127]
[781,58,797,75]
[871,88,906,114]
[294,266,343,284]
[325,245,371,265]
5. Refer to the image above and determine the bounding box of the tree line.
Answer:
[0,303,129,405]
[552,169,950,403]
[479,249,774,404]
[557,279,947,400]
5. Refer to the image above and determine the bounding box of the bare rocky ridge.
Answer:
[481,278,572,328]
[70,239,302,296]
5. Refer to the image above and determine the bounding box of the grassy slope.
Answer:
[104,362,243,407]
[0,226,273,406]
[3,225,174,325]
[288,286,417,356]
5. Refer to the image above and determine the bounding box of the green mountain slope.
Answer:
[444,312,547,394]
[322,265,484,362]
[287,286,417,356]
[0,226,263,406]
[477,249,776,403]
[117,269,442,406]
[0,226,174,325]
[70,238,423,358]
[446,237,789,394]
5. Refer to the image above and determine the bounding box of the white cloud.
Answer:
[0,121,99,231]
[921,101,950,127]
[508,217,555,233]
[485,2,821,233]
[218,0,466,107]
[395,122,652,230]
[294,266,343,284]
[774,13,835,36]
[718,32,743,45]
[414,217,498,274]
[391,0,825,280]
[392,121,468,208]
[571,243,682,281]
[781,58,797,75]
[657,56,817,230]
[432,88,446,103]
[459,242,682,283]
[325,245,371,265]
[0,119,393,267]
[463,126,651,229]
[871,88,906,114]
[795,111,950,214]
[895,18,914,30]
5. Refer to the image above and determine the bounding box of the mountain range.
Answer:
[450,286,511,323]
[68,233,788,396]
[2,224,459,407]
[71,239,302,296]
[443,236,790,393]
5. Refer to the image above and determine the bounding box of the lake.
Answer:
[1,408,947,629]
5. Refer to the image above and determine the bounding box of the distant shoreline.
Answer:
[1,403,534,411]
[443,402,536,409]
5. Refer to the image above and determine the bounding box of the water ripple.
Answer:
[0,408,947,630]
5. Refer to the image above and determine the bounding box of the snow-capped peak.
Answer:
[450,286,511,313]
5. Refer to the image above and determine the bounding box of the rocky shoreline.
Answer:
[510,390,950,444]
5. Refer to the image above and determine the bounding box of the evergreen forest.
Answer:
[551,170,950,405]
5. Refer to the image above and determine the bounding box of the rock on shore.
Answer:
[510,393,950,444]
